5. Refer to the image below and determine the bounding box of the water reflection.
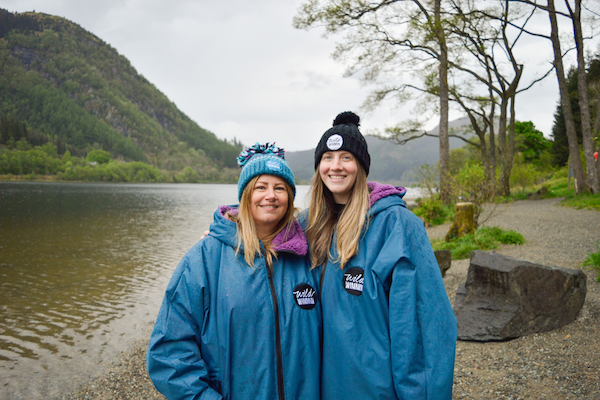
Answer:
[0,182,248,399]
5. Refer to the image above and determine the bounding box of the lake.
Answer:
[0,181,419,399]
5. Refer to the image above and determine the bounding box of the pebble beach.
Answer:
[63,198,600,400]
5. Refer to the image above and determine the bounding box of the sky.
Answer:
[1,0,598,151]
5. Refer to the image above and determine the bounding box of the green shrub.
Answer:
[173,166,201,183]
[431,226,525,260]
[413,196,453,226]
[448,162,493,227]
[510,162,540,194]
[86,149,111,164]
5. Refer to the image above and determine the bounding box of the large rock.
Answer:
[526,186,549,200]
[454,250,587,341]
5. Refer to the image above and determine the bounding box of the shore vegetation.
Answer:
[0,142,239,183]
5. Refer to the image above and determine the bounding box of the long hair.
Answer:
[226,175,297,269]
[306,163,370,269]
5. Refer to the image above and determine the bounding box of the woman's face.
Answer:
[319,151,358,204]
[250,175,289,237]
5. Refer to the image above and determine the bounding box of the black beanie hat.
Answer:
[314,111,371,175]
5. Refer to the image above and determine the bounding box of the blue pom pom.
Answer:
[237,142,285,168]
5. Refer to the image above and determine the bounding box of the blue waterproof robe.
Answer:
[147,205,322,400]
[309,182,457,400]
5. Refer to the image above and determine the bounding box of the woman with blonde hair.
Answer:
[147,143,321,400]
[305,111,457,400]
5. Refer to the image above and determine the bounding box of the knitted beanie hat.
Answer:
[314,111,371,175]
[237,142,296,201]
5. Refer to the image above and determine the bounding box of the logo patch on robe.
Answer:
[343,267,364,296]
[293,283,318,310]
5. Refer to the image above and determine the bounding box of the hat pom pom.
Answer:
[237,142,285,168]
[333,111,360,127]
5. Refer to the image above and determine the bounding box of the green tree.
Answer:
[86,149,110,164]
[510,158,539,194]
[514,121,551,165]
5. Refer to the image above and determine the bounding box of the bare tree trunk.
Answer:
[548,0,588,193]
[436,0,451,205]
[508,94,517,185]
[497,0,523,196]
[498,95,511,196]
[487,91,497,177]
[570,0,599,193]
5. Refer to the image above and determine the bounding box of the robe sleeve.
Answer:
[146,243,222,400]
[386,211,457,399]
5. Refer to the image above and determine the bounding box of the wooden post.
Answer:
[444,202,475,242]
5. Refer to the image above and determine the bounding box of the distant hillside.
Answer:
[287,117,472,185]
[0,9,241,181]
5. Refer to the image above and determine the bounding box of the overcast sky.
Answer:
[1,0,598,151]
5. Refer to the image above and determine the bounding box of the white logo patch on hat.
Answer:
[326,134,343,150]
[266,160,282,171]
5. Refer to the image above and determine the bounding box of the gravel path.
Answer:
[64,198,600,400]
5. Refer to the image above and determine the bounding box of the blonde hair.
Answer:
[226,175,297,269]
[306,163,370,269]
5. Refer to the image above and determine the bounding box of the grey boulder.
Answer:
[454,250,587,341]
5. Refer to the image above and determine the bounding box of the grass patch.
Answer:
[542,174,573,198]
[431,226,525,260]
[583,245,600,282]
[561,192,600,211]
[498,166,600,211]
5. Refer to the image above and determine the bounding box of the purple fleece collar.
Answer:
[218,205,308,256]
[368,181,406,207]
[219,205,237,217]
[271,220,308,255]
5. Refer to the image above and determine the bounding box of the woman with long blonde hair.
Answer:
[305,111,457,400]
[147,143,321,400]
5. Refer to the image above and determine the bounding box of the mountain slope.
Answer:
[0,9,241,177]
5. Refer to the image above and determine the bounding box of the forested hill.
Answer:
[0,9,242,181]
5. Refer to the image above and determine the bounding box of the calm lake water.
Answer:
[0,181,418,399]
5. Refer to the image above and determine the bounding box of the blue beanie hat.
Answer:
[237,142,296,201]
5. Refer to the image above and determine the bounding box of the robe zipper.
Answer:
[267,266,286,400]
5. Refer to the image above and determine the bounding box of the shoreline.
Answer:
[64,198,600,400]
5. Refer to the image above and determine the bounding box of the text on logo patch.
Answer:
[343,267,364,296]
[293,283,318,310]
[326,134,343,151]
[266,160,282,171]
